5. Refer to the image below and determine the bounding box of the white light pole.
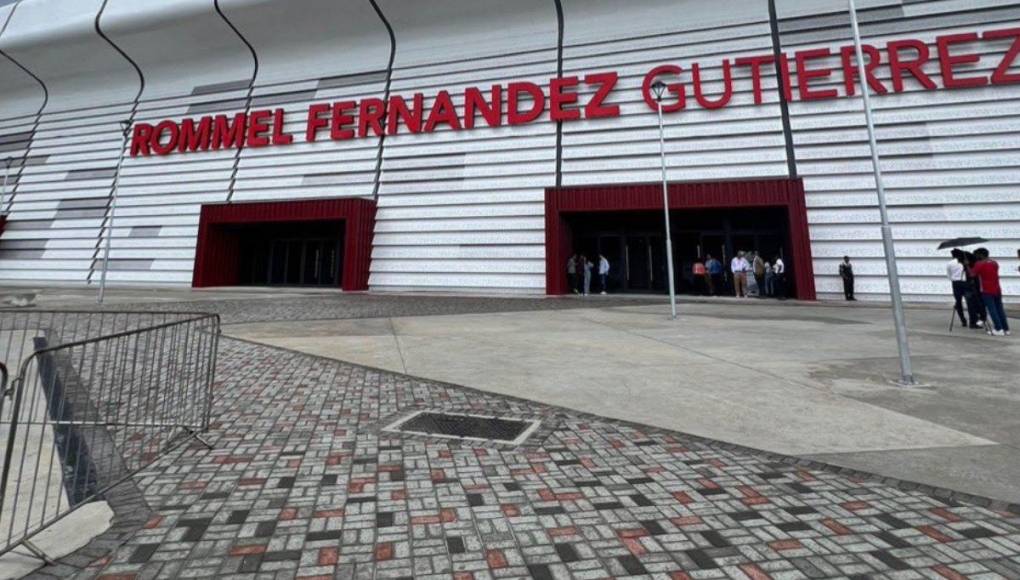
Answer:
[1,157,12,214]
[98,121,132,305]
[651,81,678,320]
[848,0,915,385]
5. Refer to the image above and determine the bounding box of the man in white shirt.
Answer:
[731,251,750,297]
[949,249,982,328]
[773,256,786,299]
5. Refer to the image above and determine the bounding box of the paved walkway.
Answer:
[74,339,1020,579]
[0,288,1016,579]
[222,298,1020,505]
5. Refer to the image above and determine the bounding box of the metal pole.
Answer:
[1,157,12,214]
[98,122,132,305]
[848,0,915,385]
[655,102,678,320]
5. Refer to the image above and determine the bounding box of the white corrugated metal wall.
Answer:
[0,0,1016,300]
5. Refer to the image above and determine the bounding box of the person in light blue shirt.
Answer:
[705,254,723,295]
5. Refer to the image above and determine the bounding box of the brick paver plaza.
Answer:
[21,296,1020,579]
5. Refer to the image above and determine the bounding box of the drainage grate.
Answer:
[385,411,540,445]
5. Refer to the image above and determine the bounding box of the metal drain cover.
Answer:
[385,411,540,445]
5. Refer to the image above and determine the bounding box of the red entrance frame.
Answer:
[545,179,816,300]
[192,198,376,291]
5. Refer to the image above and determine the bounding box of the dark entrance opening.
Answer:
[236,221,344,286]
[192,198,376,291]
[569,208,789,295]
[545,180,816,300]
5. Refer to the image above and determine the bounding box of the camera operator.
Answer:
[958,250,988,330]
[949,250,984,329]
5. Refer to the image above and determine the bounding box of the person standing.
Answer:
[706,254,723,296]
[970,248,1010,336]
[692,258,707,295]
[752,252,766,298]
[838,256,856,301]
[582,254,594,296]
[598,254,610,294]
[947,250,972,328]
[764,260,775,297]
[567,254,579,294]
[962,251,987,328]
[773,255,786,299]
[731,251,750,298]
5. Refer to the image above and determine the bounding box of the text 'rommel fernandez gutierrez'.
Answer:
[129,28,1020,157]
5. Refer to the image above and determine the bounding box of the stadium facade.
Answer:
[0,0,1017,301]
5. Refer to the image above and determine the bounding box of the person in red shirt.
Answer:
[970,248,1010,336]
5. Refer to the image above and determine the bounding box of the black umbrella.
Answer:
[937,237,988,250]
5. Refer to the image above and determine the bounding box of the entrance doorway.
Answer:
[545,180,816,300]
[237,221,344,287]
[192,198,376,291]
[569,208,789,295]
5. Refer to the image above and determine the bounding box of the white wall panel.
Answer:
[102,0,254,100]
[370,0,558,293]
[779,0,1020,300]
[0,5,45,120]
[0,0,140,283]
[219,0,391,218]
[219,0,390,85]
[560,0,790,191]
[0,0,1016,301]
[0,0,139,111]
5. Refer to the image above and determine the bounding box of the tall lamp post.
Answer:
[1,157,13,214]
[98,121,132,305]
[848,0,915,385]
[650,81,678,320]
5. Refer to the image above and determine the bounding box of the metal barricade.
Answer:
[0,310,220,560]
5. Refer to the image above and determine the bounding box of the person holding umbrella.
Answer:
[939,238,989,331]
[949,249,983,329]
[968,248,1010,336]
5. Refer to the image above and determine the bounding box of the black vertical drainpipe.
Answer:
[368,0,396,202]
[90,0,145,283]
[768,0,798,178]
[0,1,48,215]
[553,0,565,188]
[214,0,259,204]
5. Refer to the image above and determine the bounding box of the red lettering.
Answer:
[271,109,293,145]
[507,82,546,125]
[550,76,580,121]
[983,27,1020,85]
[130,123,153,157]
[840,44,887,96]
[692,59,734,109]
[424,90,462,132]
[178,117,212,153]
[358,98,386,138]
[937,33,988,89]
[387,94,424,135]
[306,103,330,142]
[887,39,936,92]
[151,120,180,156]
[464,86,502,129]
[246,109,272,147]
[583,72,619,118]
[641,65,686,112]
[212,113,246,149]
[796,48,838,101]
[735,55,774,105]
[331,101,356,140]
